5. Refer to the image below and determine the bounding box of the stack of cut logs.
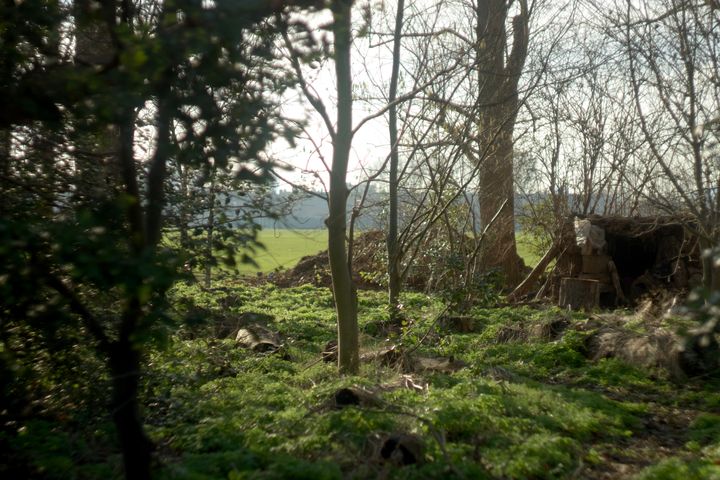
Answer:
[559,220,625,310]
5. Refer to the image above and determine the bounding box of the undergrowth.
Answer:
[4,280,720,479]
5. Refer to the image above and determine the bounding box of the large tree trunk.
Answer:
[474,0,528,287]
[478,119,521,285]
[329,0,359,374]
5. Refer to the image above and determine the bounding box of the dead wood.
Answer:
[321,339,338,363]
[495,323,528,343]
[333,387,382,408]
[583,326,689,379]
[529,317,570,341]
[377,433,425,466]
[407,356,466,373]
[608,260,627,305]
[357,343,465,374]
[215,311,275,339]
[235,324,282,353]
[508,243,561,302]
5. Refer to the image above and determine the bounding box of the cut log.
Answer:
[558,277,600,311]
[235,324,281,353]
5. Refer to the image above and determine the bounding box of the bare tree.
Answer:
[606,0,720,288]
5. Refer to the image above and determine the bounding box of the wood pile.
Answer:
[513,215,701,308]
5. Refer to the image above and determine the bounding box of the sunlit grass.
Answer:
[516,231,544,268]
[239,229,542,274]
[239,228,327,273]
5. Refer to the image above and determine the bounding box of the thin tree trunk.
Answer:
[387,0,404,324]
[329,0,359,374]
[108,338,153,480]
[205,174,216,289]
[0,129,10,186]
[178,162,190,250]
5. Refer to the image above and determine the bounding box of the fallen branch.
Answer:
[507,243,561,302]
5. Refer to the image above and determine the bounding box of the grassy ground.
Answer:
[237,229,542,276]
[14,280,719,479]
[516,232,544,268]
[239,229,326,274]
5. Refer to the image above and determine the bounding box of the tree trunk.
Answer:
[108,340,153,480]
[204,171,216,289]
[178,162,191,250]
[474,0,528,287]
[478,124,522,285]
[387,0,405,325]
[0,129,10,189]
[329,0,359,374]
[73,0,122,205]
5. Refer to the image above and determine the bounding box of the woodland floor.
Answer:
[5,281,720,479]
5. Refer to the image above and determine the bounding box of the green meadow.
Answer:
[238,228,327,273]
[236,229,542,275]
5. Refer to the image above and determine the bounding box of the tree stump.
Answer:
[558,277,600,311]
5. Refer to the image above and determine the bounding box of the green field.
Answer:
[516,232,544,268]
[237,229,542,274]
[239,228,327,273]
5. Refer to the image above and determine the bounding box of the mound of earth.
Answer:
[272,230,387,289]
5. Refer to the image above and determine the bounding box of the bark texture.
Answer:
[475,0,529,286]
[329,0,359,374]
[387,0,405,324]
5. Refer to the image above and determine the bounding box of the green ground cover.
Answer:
[9,280,719,479]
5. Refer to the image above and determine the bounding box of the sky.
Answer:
[269,6,398,192]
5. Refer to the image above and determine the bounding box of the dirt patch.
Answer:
[581,403,698,479]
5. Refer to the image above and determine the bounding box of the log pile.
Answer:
[511,214,701,308]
